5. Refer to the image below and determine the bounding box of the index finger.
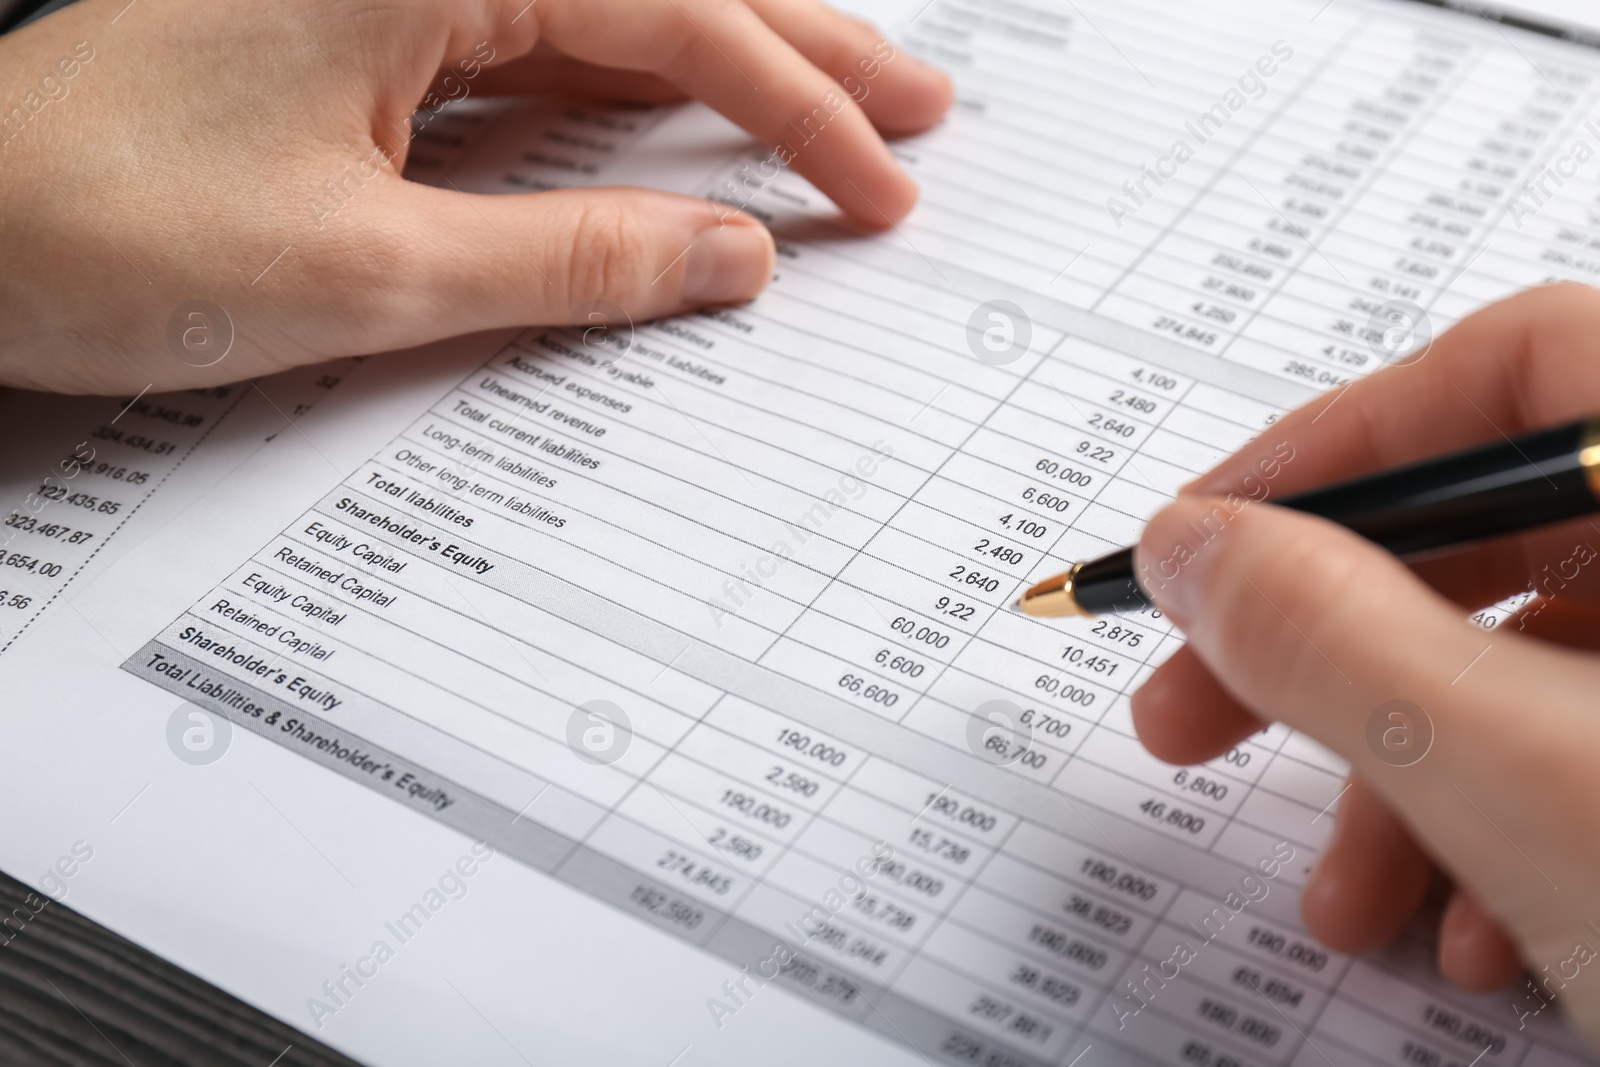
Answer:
[532,0,925,226]
[1188,283,1600,498]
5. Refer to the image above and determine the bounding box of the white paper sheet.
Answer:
[2,0,1597,1064]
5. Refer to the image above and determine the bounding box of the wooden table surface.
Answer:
[0,868,361,1067]
[0,0,364,1053]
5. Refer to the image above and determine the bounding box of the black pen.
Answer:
[1016,415,1600,618]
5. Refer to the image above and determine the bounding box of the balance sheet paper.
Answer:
[1,0,1596,1063]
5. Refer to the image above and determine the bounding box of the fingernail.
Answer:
[683,221,774,304]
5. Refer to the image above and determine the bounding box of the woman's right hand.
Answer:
[1130,283,1600,1047]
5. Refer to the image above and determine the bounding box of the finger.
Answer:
[736,0,952,135]
[1439,887,1524,992]
[1136,494,1600,999]
[1173,283,1600,615]
[1300,777,1433,953]
[1185,283,1600,500]
[440,47,688,103]
[1133,585,1600,784]
[531,0,921,225]
[351,182,773,351]
[1130,646,1264,765]
[1133,494,1590,791]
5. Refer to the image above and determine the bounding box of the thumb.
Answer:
[365,184,774,351]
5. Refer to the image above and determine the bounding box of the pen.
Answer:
[1016,415,1600,619]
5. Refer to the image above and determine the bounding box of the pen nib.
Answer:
[1016,570,1084,618]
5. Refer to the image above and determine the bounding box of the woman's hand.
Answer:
[0,0,951,393]
[1131,283,1600,1046]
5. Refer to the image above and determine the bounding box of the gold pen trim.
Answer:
[1582,418,1600,501]
[1016,561,1090,618]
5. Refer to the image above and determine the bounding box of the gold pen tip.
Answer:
[1017,567,1088,618]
